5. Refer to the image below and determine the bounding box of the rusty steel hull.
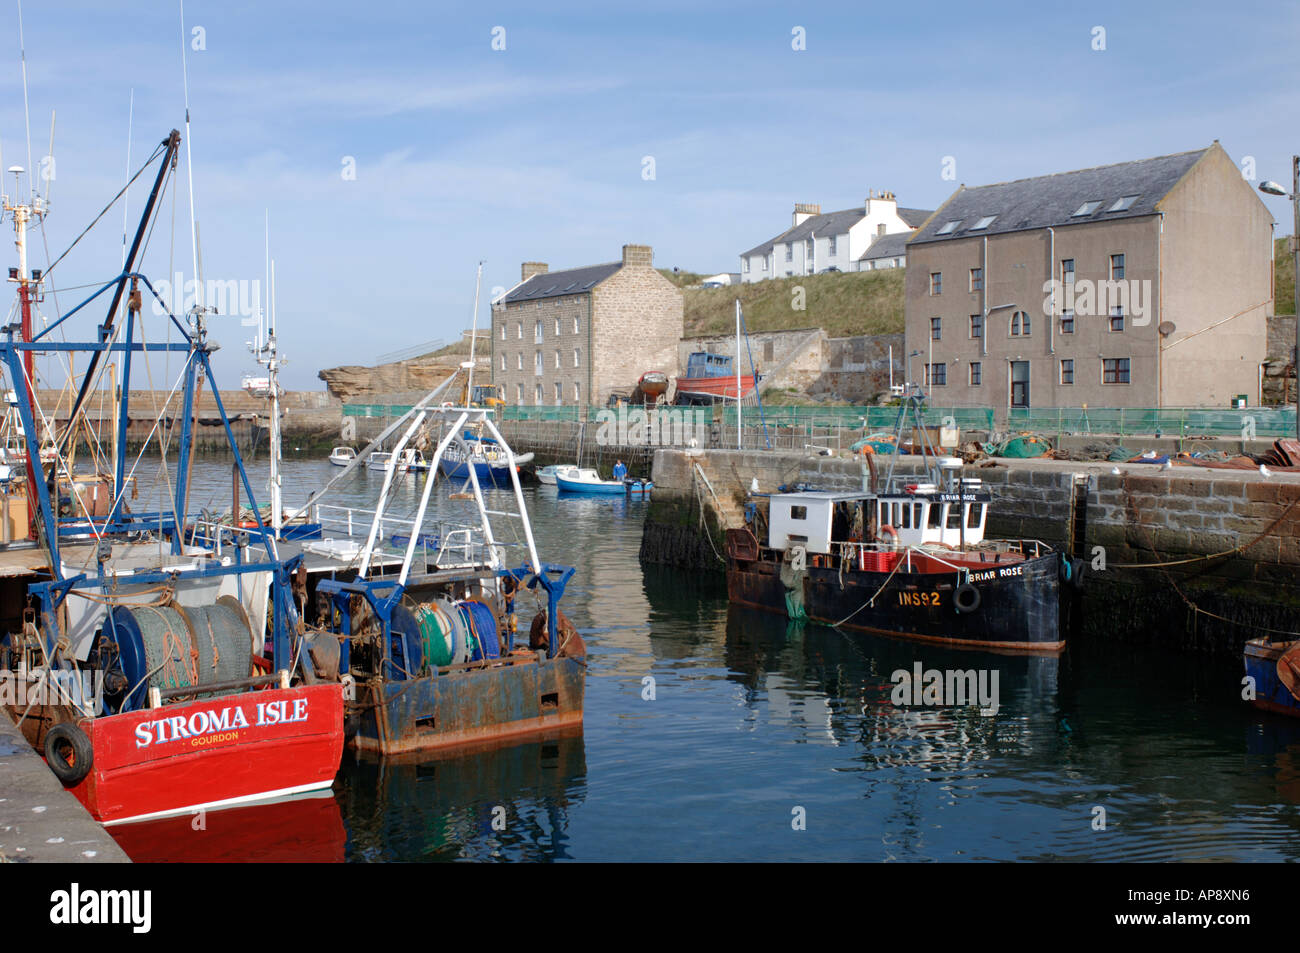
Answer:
[349,651,585,755]
[728,552,1065,653]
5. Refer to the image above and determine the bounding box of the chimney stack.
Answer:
[522,261,549,281]
[793,203,820,227]
[622,244,653,268]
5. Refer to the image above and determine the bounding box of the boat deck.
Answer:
[0,545,49,578]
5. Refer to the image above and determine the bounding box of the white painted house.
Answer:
[739,192,931,283]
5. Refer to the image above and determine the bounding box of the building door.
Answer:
[1010,361,1030,408]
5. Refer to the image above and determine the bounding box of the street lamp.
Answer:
[1260,156,1300,439]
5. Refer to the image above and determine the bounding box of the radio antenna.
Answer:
[17,0,33,203]
[180,0,203,323]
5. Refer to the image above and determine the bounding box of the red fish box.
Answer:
[64,684,344,826]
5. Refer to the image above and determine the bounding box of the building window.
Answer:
[743,259,749,273]
[828,235,837,255]
[969,362,981,386]
[1110,254,1125,280]
[1109,307,1125,332]
[535,384,543,404]
[516,383,522,403]
[930,272,942,295]
[574,316,580,334]
[970,314,983,339]
[554,382,562,405]
[500,354,506,371]
[536,301,542,310]
[875,223,885,237]
[535,320,543,343]
[555,317,561,336]
[930,317,941,341]
[764,255,771,271]
[805,238,813,258]
[1061,259,1075,285]
[554,350,561,369]
[500,323,506,341]
[925,363,947,386]
[970,268,983,292]
[1010,311,1031,336]
[1060,359,1074,385]
[1103,357,1131,384]
[516,322,523,339]
[516,353,523,371]
[785,245,793,262]
[1061,310,1075,334]
[573,382,581,402]
[535,351,543,375]
[573,349,580,368]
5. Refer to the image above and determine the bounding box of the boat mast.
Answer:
[464,260,483,406]
[3,167,42,537]
[735,298,742,450]
[267,259,281,534]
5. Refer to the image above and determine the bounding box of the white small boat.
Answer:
[329,446,357,467]
[368,448,428,473]
[535,464,577,486]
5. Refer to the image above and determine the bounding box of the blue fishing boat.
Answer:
[440,430,534,487]
[556,467,653,496]
[1244,639,1300,717]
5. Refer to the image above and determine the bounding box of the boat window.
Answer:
[790,505,807,520]
[927,504,942,529]
[913,503,922,527]
[946,505,963,529]
[900,503,910,529]
[968,503,984,528]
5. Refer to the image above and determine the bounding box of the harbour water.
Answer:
[111,458,1300,862]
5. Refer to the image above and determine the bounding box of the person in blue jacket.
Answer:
[612,459,628,481]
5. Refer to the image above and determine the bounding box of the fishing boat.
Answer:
[0,129,343,825]
[724,384,1073,653]
[440,429,534,487]
[300,405,584,754]
[328,446,356,467]
[1244,639,1300,717]
[675,351,757,402]
[556,468,652,496]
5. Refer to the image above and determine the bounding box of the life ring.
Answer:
[878,525,900,550]
[44,722,93,786]
[954,583,981,614]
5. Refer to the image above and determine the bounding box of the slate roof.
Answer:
[742,204,935,258]
[857,231,912,261]
[909,147,1210,247]
[501,261,623,304]
[896,207,931,228]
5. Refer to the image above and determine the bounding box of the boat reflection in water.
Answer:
[109,790,346,863]
[337,729,587,862]
[720,604,1062,758]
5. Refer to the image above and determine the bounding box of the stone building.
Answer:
[491,244,683,406]
[904,143,1274,416]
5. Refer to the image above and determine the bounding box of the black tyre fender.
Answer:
[953,582,982,614]
[45,722,93,786]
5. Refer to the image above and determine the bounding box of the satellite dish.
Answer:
[6,166,22,175]
[1158,321,1176,336]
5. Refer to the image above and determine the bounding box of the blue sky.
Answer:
[2,0,1297,388]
